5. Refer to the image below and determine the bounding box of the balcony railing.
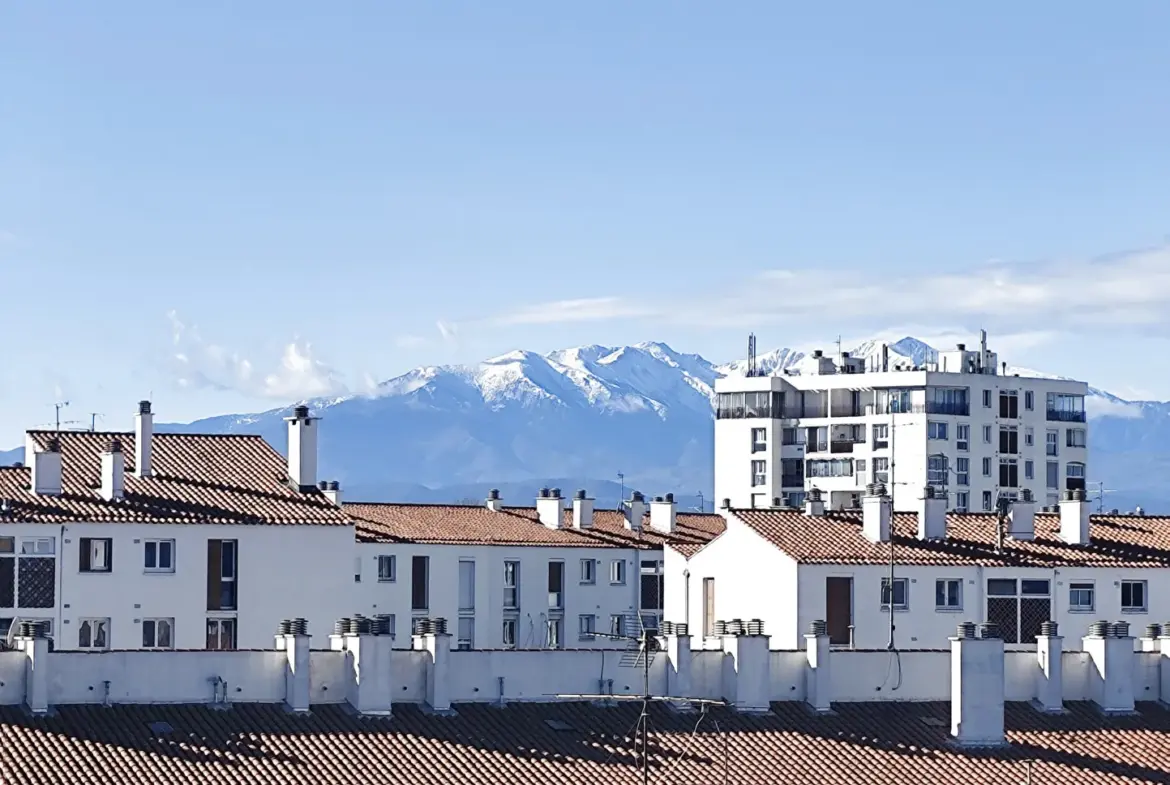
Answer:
[872,403,926,415]
[1047,409,1086,423]
[804,441,829,454]
[830,405,865,418]
[925,401,970,416]
[830,439,862,454]
[781,475,803,488]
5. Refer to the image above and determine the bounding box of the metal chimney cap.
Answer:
[327,480,340,491]
[538,487,550,498]
[292,404,310,419]
[45,437,61,452]
[653,496,664,503]
[720,497,731,509]
[318,480,329,490]
[631,491,644,502]
[550,487,561,499]
[664,492,674,503]
[488,488,500,500]
[574,489,587,500]
[106,439,123,453]
[956,343,966,351]
[138,400,152,415]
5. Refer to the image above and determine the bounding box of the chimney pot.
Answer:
[138,400,152,415]
[632,490,644,502]
[957,343,966,351]
[538,487,550,498]
[135,400,153,478]
[665,492,674,502]
[720,497,731,510]
[537,489,566,529]
[574,489,586,500]
[625,493,647,531]
[293,404,309,419]
[486,490,504,512]
[318,480,329,491]
[100,441,125,501]
[285,407,318,491]
[107,439,122,453]
[572,491,594,529]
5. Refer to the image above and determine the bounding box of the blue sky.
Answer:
[2,2,1169,443]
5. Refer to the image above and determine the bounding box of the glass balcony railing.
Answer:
[1047,409,1086,423]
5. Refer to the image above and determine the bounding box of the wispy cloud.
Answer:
[1086,396,1144,420]
[436,320,459,344]
[394,334,427,349]
[492,296,656,326]
[166,311,347,400]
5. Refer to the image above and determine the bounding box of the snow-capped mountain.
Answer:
[3,336,1168,510]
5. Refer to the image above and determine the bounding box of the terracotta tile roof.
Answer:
[0,431,348,525]
[346,502,725,553]
[732,508,1170,567]
[0,700,1166,784]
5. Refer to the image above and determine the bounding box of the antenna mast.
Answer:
[746,333,757,377]
[53,401,70,433]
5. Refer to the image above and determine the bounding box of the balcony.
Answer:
[804,441,829,454]
[830,439,862,454]
[925,402,970,416]
[781,474,803,488]
[872,403,927,415]
[1047,409,1086,423]
[830,405,865,418]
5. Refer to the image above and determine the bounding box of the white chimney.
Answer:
[624,492,646,531]
[1008,489,1035,540]
[285,405,318,491]
[283,618,311,713]
[1059,488,1091,545]
[650,493,677,533]
[344,620,394,715]
[572,490,594,529]
[134,400,153,478]
[99,439,125,501]
[1035,621,1063,713]
[319,480,342,507]
[916,485,946,540]
[31,438,63,497]
[804,620,832,714]
[950,621,1006,747]
[721,620,771,713]
[536,488,565,529]
[1083,621,1135,714]
[862,484,891,543]
[485,488,504,512]
[803,487,825,517]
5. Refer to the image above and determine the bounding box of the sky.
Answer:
[2,2,1170,444]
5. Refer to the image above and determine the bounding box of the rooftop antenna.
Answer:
[695,491,705,513]
[746,333,757,377]
[553,618,727,785]
[52,401,70,433]
[617,472,625,509]
[835,334,843,368]
[89,412,104,432]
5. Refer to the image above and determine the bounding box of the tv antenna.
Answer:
[746,333,758,377]
[88,412,104,432]
[553,615,727,785]
[617,472,625,508]
[52,401,70,433]
[694,491,705,513]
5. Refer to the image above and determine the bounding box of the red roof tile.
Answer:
[732,508,1170,567]
[0,431,348,525]
[0,700,1166,784]
[346,502,724,553]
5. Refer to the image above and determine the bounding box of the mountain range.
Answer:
[4,337,1169,512]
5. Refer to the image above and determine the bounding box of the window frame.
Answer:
[78,617,111,650]
[609,559,626,585]
[377,554,396,582]
[1121,580,1148,613]
[580,558,596,585]
[503,560,520,609]
[143,539,175,574]
[79,537,113,574]
[879,577,909,611]
[141,617,175,649]
[1066,428,1087,448]
[750,428,767,454]
[927,421,948,440]
[935,578,963,611]
[750,459,766,487]
[502,617,517,649]
[1067,581,1095,612]
[956,424,969,451]
[578,614,596,641]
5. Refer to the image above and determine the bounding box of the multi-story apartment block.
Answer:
[346,490,723,650]
[0,402,354,650]
[715,333,1089,513]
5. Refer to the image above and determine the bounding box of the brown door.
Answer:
[825,577,853,645]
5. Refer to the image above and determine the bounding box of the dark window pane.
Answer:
[1020,598,1050,643]
[986,579,1016,597]
[1021,580,1050,596]
[987,597,1019,644]
[17,557,55,608]
[0,558,14,608]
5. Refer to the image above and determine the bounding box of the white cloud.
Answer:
[436,320,459,344]
[492,296,655,326]
[1086,396,1144,420]
[166,311,347,400]
[394,334,427,349]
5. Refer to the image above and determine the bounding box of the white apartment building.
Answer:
[714,334,1090,513]
[666,487,1170,652]
[346,489,724,650]
[0,402,355,651]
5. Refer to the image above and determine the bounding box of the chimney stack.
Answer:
[31,437,63,497]
[805,620,832,713]
[950,621,1006,747]
[536,487,565,529]
[1008,489,1035,540]
[319,480,342,507]
[343,617,394,715]
[413,618,453,714]
[485,488,504,512]
[572,490,594,529]
[285,405,318,491]
[283,618,312,713]
[134,400,153,478]
[721,620,771,713]
[803,487,825,517]
[624,491,646,531]
[99,439,125,501]
[916,485,946,540]
[862,483,891,543]
[1035,621,1064,713]
[16,622,51,714]
[1083,620,1136,714]
[650,493,677,533]
[1059,488,1091,545]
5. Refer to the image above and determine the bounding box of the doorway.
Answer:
[825,576,853,646]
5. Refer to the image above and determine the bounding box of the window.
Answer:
[377,555,396,582]
[1024,390,1034,410]
[142,618,174,649]
[457,618,474,650]
[1046,430,1059,457]
[956,457,969,486]
[1046,393,1086,423]
[999,459,1019,488]
[206,617,236,650]
[610,614,625,637]
[1024,427,1034,447]
[750,460,766,487]
[1121,581,1148,613]
[872,457,889,485]
[1066,428,1086,448]
[609,559,626,585]
[986,579,1050,644]
[982,491,993,511]
[144,540,174,573]
[999,391,1019,419]
[1025,460,1034,480]
[955,492,969,512]
[502,618,517,648]
[805,459,854,478]
[411,555,429,611]
[1046,461,1059,490]
[206,540,237,611]
[78,618,110,649]
[879,577,908,611]
[546,617,562,649]
[580,558,596,584]
[578,614,596,641]
[982,457,992,477]
[640,560,663,612]
[982,425,992,444]
[504,560,520,609]
[782,427,798,445]
[927,454,949,487]
[983,389,992,408]
[458,560,475,613]
[872,424,889,450]
[702,577,715,637]
[0,537,13,554]
[1068,582,1094,612]
[956,424,969,451]
[751,428,767,453]
[79,538,112,573]
[20,538,54,555]
[999,427,1019,454]
[928,421,948,440]
[548,561,564,609]
[1066,462,1086,491]
[715,391,786,419]
[935,579,962,610]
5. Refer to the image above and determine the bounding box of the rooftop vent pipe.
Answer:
[100,439,125,501]
[135,400,153,478]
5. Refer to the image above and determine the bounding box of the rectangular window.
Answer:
[955,457,969,486]
[411,555,429,611]
[458,560,475,612]
[1121,580,1147,613]
[928,421,948,440]
[457,617,474,651]
[377,555,396,582]
[78,618,111,650]
[1066,428,1087,448]
[580,558,596,584]
[781,427,798,445]
[504,560,520,609]
[999,391,1019,419]
[986,579,1050,644]
[143,540,174,573]
[79,538,113,573]
[1046,430,1059,457]
[955,491,969,512]
[548,561,565,609]
[142,618,174,649]
[1024,460,1034,480]
[640,560,663,612]
[999,426,1019,454]
[609,559,626,585]
[502,618,517,648]
[1046,393,1086,423]
[206,617,236,651]
[1068,582,1094,612]
[750,460,766,487]
[546,617,562,650]
[751,428,767,453]
[982,457,992,477]
[0,537,13,554]
[702,577,715,637]
[1046,461,1059,489]
[1024,427,1034,447]
[935,579,962,610]
[982,425,992,444]
[956,424,969,451]
[983,389,992,408]
[927,454,949,487]
[804,458,854,478]
[206,540,237,611]
[1025,390,1034,410]
[879,577,908,611]
[872,457,889,485]
[20,538,54,555]
[982,491,993,511]
[999,459,1019,488]
[1066,463,1086,491]
[610,614,625,637]
[578,614,596,641]
[872,424,889,450]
